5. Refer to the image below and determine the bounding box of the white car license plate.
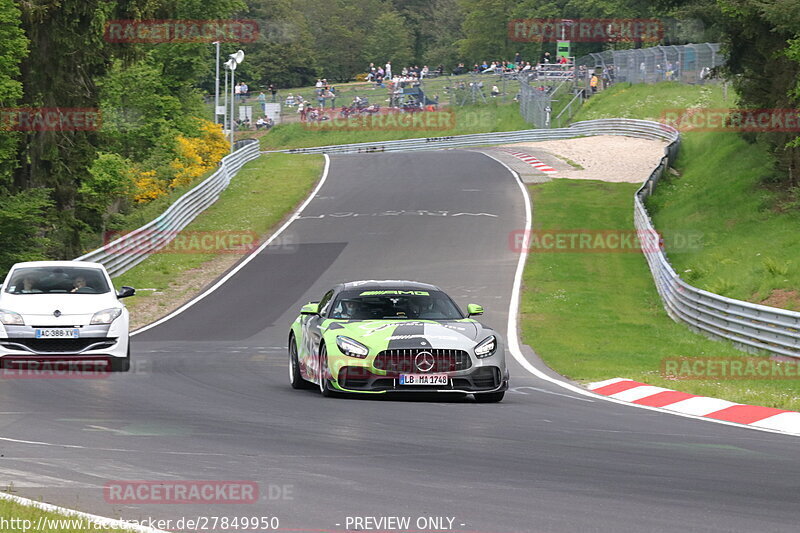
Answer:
[35,328,80,339]
[399,374,448,385]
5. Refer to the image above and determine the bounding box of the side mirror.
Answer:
[300,302,320,315]
[467,304,484,317]
[117,286,136,299]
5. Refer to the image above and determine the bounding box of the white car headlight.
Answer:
[336,335,369,358]
[475,335,497,358]
[0,309,24,326]
[91,308,122,325]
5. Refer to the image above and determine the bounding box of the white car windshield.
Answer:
[4,266,110,295]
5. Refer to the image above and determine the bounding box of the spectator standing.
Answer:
[269,84,277,102]
[385,61,392,79]
[257,91,267,114]
[514,51,521,64]
[298,101,306,121]
[241,81,249,101]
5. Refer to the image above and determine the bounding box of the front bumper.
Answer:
[0,324,128,361]
[333,365,509,394]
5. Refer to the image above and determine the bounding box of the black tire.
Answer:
[318,343,335,397]
[289,334,313,389]
[110,344,131,372]
[474,391,504,403]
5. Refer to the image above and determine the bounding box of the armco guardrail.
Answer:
[271,118,800,358]
[633,128,800,359]
[75,140,260,277]
[263,118,675,156]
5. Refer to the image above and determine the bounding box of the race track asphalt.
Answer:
[1,151,799,533]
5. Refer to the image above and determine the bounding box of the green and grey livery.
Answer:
[288,280,508,402]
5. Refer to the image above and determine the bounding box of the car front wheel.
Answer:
[474,391,504,403]
[289,334,312,389]
[318,343,334,397]
[110,344,131,372]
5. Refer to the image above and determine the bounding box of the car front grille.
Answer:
[374,348,472,373]
[0,338,116,354]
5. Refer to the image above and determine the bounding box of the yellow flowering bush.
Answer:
[169,120,228,189]
[133,170,166,203]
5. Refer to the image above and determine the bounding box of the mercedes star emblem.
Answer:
[414,351,435,372]
[53,310,61,318]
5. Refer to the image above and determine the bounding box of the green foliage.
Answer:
[79,152,134,219]
[0,0,27,186]
[0,188,53,272]
[364,12,415,68]
[99,57,193,160]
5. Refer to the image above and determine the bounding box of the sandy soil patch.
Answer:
[503,135,667,183]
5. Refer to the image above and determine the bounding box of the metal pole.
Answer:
[230,67,235,152]
[223,67,229,135]
[214,42,220,125]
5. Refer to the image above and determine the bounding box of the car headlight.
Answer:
[336,335,369,358]
[91,308,122,325]
[474,335,497,358]
[0,309,24,326]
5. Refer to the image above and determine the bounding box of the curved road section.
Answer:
[0,151,799,533]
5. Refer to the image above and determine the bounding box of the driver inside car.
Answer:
[333,299,362,319]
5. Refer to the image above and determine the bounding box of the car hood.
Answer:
[325,319,489,351]
[0,293,120,317]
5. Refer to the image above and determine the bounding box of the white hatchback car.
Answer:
[0,261,135,372]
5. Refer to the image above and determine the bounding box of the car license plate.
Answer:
[399,374,448,385]
[35,328,79,339]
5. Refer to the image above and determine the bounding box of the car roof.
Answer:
[10,261,106,270]
[338,280,441,292]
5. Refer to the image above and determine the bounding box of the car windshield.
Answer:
[330,289,463,320]
[4,266,110,295]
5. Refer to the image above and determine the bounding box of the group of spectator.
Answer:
[234,115,274,130]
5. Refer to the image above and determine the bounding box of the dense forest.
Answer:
[0,0,798,271]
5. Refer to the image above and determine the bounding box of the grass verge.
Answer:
[0,497,134,532]
[260,103,529,150]
[574,81,800,310]
[520,179,800,410]
[114,153,323,329]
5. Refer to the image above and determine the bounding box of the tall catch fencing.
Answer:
[75,140,260,277]
[520,43,725,127]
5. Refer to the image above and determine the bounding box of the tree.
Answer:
[364,12,415,68]
[0,0,27,190]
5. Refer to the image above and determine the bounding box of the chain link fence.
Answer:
[520,43,725,127]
